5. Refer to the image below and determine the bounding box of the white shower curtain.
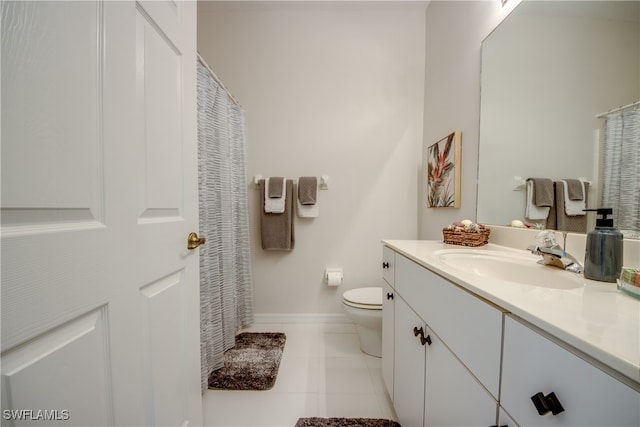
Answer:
[602,109,640,232]
[197,57,254,392]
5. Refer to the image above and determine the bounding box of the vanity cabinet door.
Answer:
[502,315,640,427]
[382,281,395,400]
[382,246,395,286]
[394,296,426,427]
[395,254,503,399]
[420,268,503,400]
[424,328,499,427]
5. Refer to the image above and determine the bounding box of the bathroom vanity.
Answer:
[381,241,640,427]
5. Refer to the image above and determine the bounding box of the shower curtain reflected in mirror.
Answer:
[197,57,254,392]
[602,108,640,234]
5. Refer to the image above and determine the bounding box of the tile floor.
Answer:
[203,322,398,427]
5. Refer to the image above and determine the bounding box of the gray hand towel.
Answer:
[563,179,584,201]
[298,177,318,205]
[260,179,295,251]
[527,178,554,207]
[555,182,589,232]
[268,177,284,198]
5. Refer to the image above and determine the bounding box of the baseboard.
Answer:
[253,313,352,324]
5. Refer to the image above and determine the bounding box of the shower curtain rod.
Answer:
[596,100,640,118]
[197,52,242,108]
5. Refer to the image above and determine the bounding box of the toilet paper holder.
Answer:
[325,268,343,286]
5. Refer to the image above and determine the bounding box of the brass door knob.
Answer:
[187,232,206,250]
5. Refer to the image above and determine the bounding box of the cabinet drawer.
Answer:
[395,254,503,398]
[382,246,395,287]
[395,253,430,305]
[502,316,640,427]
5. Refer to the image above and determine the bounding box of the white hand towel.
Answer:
[561,180,585,216]
[525,180,550,220]
[297,198,319,218]
[265,178,286,213]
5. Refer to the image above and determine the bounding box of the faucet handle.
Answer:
[536,230,560,249]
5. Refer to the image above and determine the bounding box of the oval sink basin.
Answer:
[434,249,584,289]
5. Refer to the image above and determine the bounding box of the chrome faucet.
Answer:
[527,231,584,274]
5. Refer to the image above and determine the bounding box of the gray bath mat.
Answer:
[295,418,401,427]
[208,332,286,391]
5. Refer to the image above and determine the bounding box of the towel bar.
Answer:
[319,175,329,189]
[513,176,592,191]
[252,175,330,190]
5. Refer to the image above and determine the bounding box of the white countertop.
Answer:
[383,240,640,386]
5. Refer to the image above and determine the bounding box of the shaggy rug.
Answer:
[208,332,286,391]
[295,418,401,427]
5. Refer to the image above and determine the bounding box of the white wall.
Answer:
[420,0,519,239]
[198,2,426,314]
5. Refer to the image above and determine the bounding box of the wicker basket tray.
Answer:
[442,225,491,247]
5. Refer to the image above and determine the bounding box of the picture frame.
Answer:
[426,131,461,208]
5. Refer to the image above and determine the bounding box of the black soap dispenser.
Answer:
[584,208,623,282]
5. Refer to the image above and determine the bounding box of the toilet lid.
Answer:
[342,287,382,309]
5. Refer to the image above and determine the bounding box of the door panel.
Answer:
[1,1,103,230]
[140,270,187,425]
[136,5,183,221]
[138,1,182,49]
[1,308,112,426]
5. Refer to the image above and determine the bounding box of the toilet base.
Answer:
[356,323,382,358]
[341,288,383,358]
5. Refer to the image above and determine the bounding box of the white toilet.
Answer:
[341,287,383,357]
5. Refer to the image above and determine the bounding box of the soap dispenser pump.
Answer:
[584,208,623,282]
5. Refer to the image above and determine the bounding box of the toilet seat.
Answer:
[342,287,382,310]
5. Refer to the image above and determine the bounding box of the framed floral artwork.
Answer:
[427,131,461,208]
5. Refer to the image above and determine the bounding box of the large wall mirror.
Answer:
[477,0,639,238]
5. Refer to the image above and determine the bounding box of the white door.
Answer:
[1,1,202,426]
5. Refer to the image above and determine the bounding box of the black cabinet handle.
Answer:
[386,292,394,300]
[489,425,508,427]
[382,262,390,269]
[531,392,548,415]
[545,392,564,415]
[419,334,427,346]
[531,392,564,416]
[412,327,431,346]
